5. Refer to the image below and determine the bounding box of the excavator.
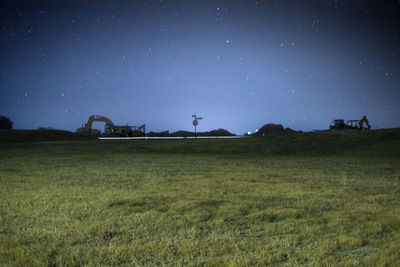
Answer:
[76,115,112,136]
[330,115,371,131]
[103,123,146,137]
[76,115,145,137]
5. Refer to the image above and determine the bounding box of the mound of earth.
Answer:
[171,128,235,137]
[205,129,235,136]
[146,129,235,137]
[253,123,299,136]
[146,130,170,137]
[170,130,192,137]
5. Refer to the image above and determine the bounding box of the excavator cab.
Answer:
[331,119,345,130]
[346,120,359,129]
[104,123,113,135]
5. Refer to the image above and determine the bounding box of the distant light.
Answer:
[248,131,251,135]
[226,39,230,44]
[255,129,258,132]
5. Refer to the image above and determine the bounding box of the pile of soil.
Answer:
[146,129,235,137]
[253,123,299,136]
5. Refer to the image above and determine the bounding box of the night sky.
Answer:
[1,0,399,134]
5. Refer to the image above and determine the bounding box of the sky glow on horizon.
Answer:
[1,0,399,134]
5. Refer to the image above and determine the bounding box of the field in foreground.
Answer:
[0,129,399,266]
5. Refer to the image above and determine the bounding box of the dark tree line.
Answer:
[0,115,13,129]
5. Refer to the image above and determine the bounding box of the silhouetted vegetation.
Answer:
[0,115,13,129]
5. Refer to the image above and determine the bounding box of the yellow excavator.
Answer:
[77,115,145,137]
[330,115,371,130]
[77,115,112,136]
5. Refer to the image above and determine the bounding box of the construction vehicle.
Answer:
[77,115,145,137]
[329,115,371,131]
[77,115,112,136]
[103,123,146,137]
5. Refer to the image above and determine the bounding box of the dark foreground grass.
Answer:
[0,129,399,266]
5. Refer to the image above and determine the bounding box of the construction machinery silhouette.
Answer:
[77,115,145,137]
[330,115,371,131]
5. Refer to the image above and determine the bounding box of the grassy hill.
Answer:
[124,128,400,156]
[1,128,399,265]
[2,128,399,156]
[0,129,95,144]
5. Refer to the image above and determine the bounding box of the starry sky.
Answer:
[1,0,399,134]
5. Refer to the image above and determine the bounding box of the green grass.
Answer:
[0,129,399,266]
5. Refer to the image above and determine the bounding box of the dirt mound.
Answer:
[146,130,170,137]
[253,123,298,136]
[146,129,235,137]
[206,129,235,136]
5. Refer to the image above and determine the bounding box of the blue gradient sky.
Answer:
[1,0,399,134]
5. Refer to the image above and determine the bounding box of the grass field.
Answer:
[0,129,399,266]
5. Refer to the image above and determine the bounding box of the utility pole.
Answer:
[192,114,202,138]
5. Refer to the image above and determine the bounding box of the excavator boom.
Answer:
[85,115,113,129]
[77,115,114,136]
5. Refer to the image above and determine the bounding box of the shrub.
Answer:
[0,115,13,129]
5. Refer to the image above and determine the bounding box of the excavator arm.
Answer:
[359,115,371,130]
[137,124,146,134]
[85,115,113,129]
[77,115,114,136]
